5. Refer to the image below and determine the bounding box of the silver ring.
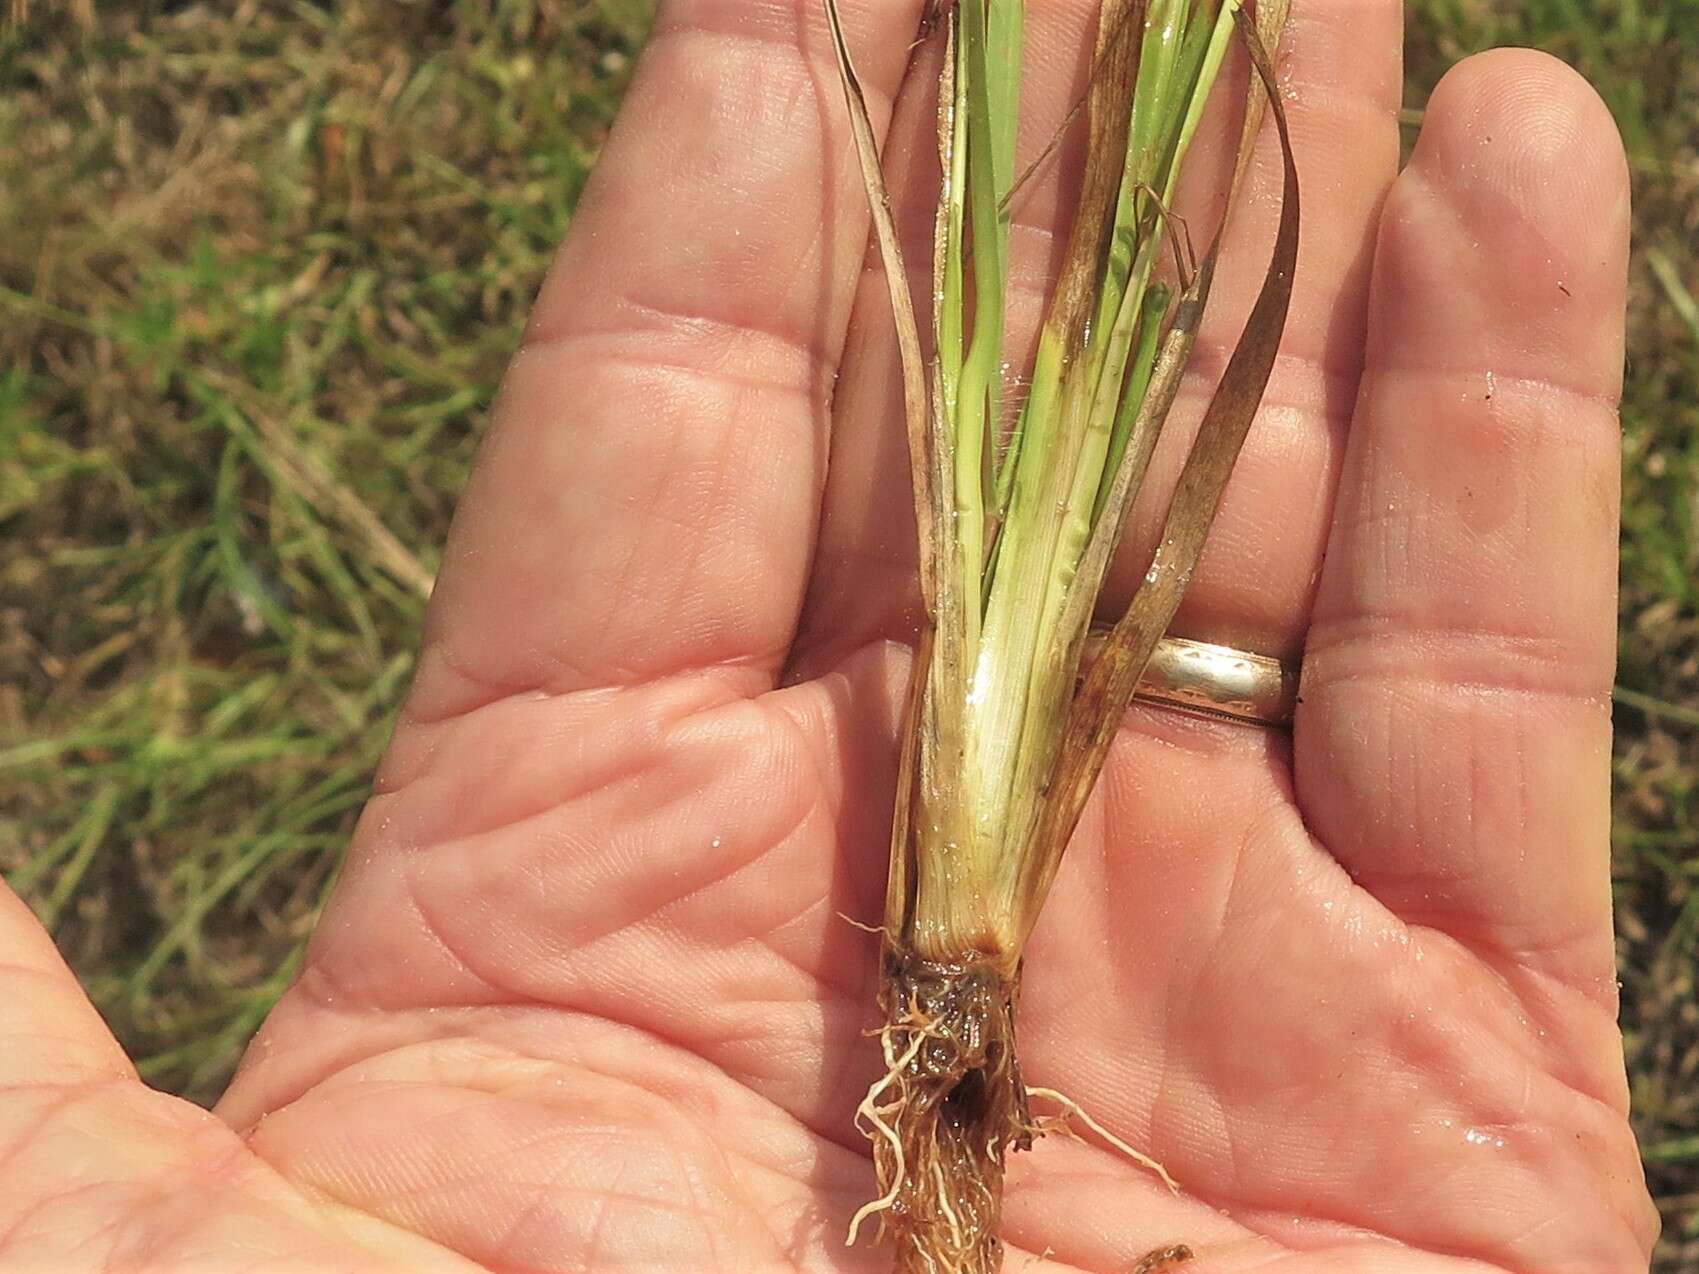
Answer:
[1085,632,1298,728]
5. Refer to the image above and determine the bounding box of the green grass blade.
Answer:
[1095,283,1172,519]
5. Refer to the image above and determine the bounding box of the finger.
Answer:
[0,886,131,1089]
[405,0,925,722]
[0,886,479,1270]
[791,0,1403,677]
[1297,51,1631,985]
[1013,726,1655,1267]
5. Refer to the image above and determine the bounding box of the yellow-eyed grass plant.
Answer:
[826,1,1299,1267]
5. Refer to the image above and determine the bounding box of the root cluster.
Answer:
[850,953,1032,1273]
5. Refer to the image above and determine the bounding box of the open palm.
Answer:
[0,1,1657,1270]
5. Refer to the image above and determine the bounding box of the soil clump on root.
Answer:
[853,953,1033,1273]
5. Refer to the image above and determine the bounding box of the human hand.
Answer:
[0,1,1657,1270]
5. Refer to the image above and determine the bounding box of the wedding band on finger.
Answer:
[1084,631,1299,728]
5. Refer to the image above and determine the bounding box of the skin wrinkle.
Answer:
[542,1181,741,1273]
[310,873,514,1015]
[0,1112,126,1258]
[242,1033,559,1125]
[381,672,772,837]
[616,372,710,593]
[574,1169,616,1274]
[548,337,820,423]
[1315,463,1561,590]
[1375,364,1620,413]
[287,1083,546,1189]
[648,0,917,84]
[1372,944,1597,1141]
[523,291,829,388]
[1399,872,1612,973]
[400,636,778,734]
[1302,626,1610,698]
[5,1088,472,1274]
[381,768,844,1064]
[1103,808,1622,1265]
[14,1186,175,1269]
[0,1048,124,1088]
[630,799,825,950]
[1184,1034,1573,1270]
[0,1180,123,1260]
[1300,692,1613,968]
[319,1127,611,1274]
[1135,790,1259,1185]
[243,1033,837,1270]
[397,845,581,1003]
[232,1009,630,1140]
[764,656,871,811]
[0,1080,135,1171]
[416,360,810,706]
[1411,931,1626,1111]
[1003,1160,1256,1270]
[484,804,752,974]
[1004,1129,1521,1274]
[664,1141,725,1273]
[107,1143,247,1271]
[271,1005,822,1243]
[743,887,871,1008]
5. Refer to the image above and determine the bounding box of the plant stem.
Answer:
[911,0,1249,961]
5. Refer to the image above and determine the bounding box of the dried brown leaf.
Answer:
[822,0,939,617]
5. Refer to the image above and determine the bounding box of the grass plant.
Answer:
[831,2,1296,1264]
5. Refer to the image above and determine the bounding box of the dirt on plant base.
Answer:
[855,952,1033,1272]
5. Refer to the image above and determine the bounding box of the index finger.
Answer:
[406,0,926,725]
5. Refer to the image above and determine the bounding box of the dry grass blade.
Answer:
[237,397,436,601]
[1232,0,1290,201]
[1024,5,1299,891]
[882,626,932,952]
[924,10,969,798]
[822,0,940,617]
[1044,0,1146,356]
[827,5,970,921]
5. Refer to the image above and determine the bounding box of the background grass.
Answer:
[1,0,1693,1266]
